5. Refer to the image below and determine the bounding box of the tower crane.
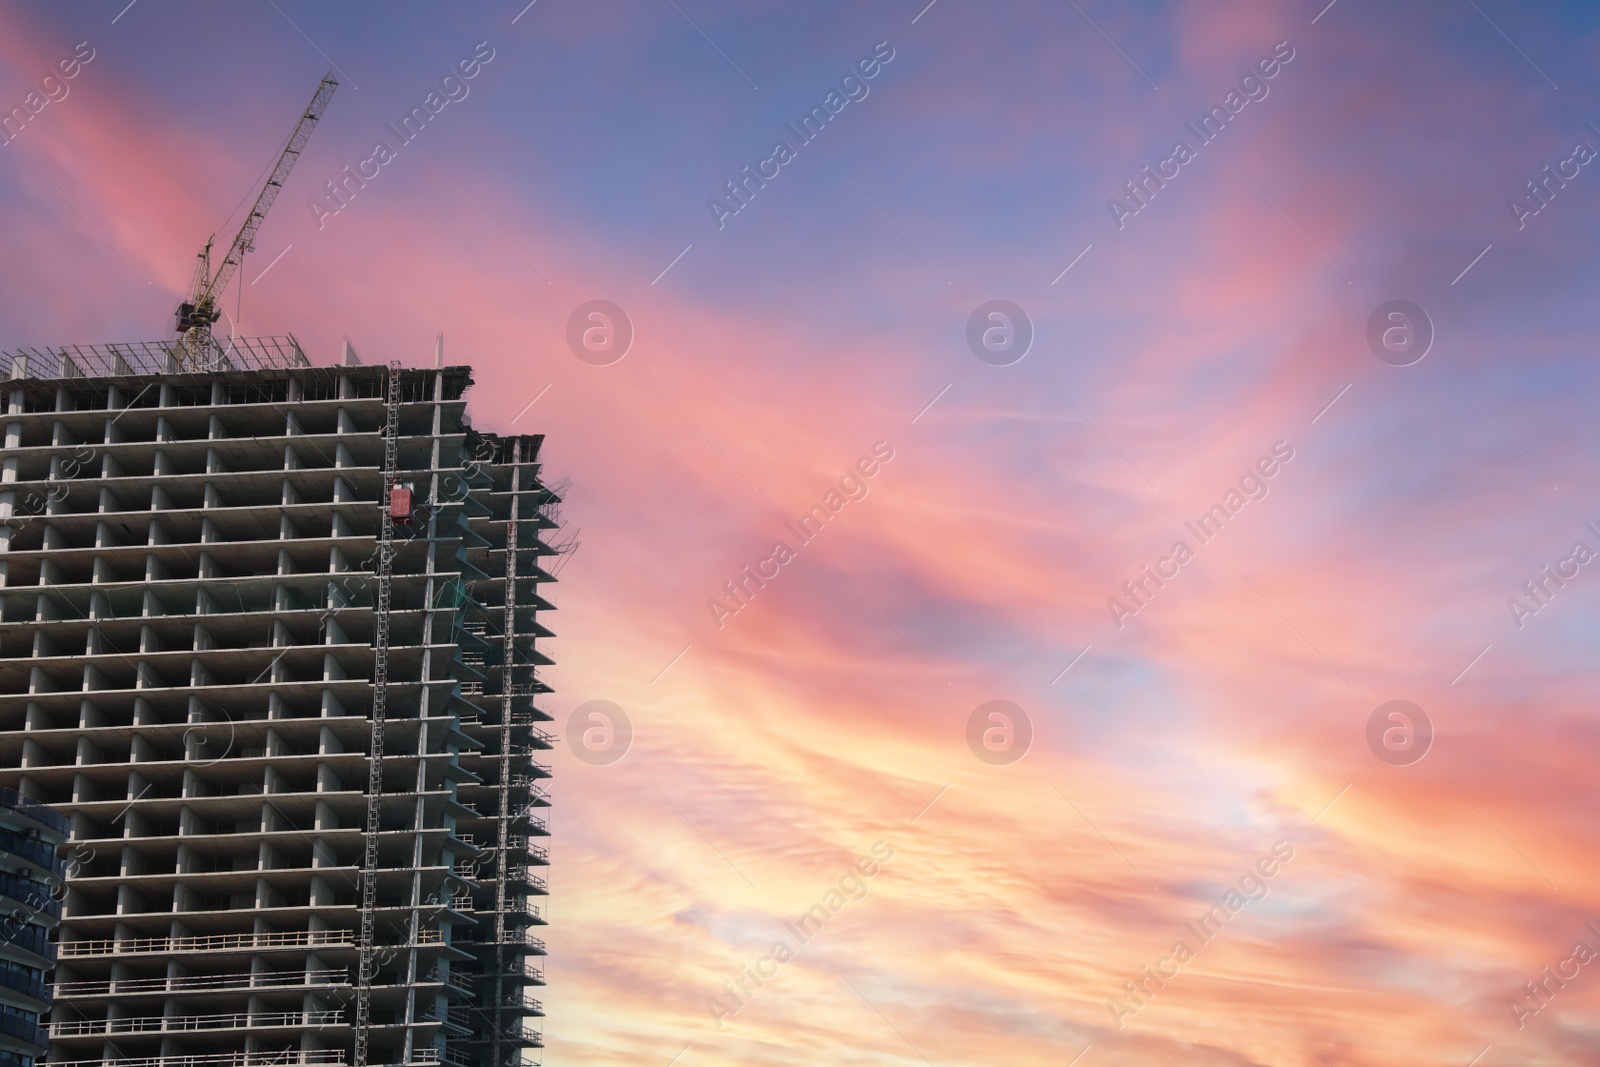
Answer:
[173,72,338,367]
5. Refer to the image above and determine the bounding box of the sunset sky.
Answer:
[5,1,1600,1064]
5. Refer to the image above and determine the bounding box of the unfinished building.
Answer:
[0,336,559,1067]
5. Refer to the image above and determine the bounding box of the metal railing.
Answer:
[58,929,355,957]
[50,1009,343,1036]
[495,994,543,1015]
[456,929,544,953]
[49,1051,346,1067]
[501,1025,542,1047]
[509,871,548,894]
[2,336,309,382]
[483,957,545,983]
[431,967,473,996]
[502,836,549,864]
[54,967,347,997]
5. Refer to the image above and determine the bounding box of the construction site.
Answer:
[0,71,562,1067]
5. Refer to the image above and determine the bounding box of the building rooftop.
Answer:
[3,336,311,381]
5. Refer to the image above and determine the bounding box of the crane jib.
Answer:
[172,73,338,362]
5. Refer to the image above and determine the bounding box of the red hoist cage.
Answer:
[390,483,414,525]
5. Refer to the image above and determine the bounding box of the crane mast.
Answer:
[174,72,337,366]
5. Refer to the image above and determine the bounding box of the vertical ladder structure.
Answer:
[492,501,515,1067]
[356,362,401,1067]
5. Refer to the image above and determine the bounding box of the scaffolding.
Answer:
[356,362,401,1067]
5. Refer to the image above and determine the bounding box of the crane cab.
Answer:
[175,301,221,334]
